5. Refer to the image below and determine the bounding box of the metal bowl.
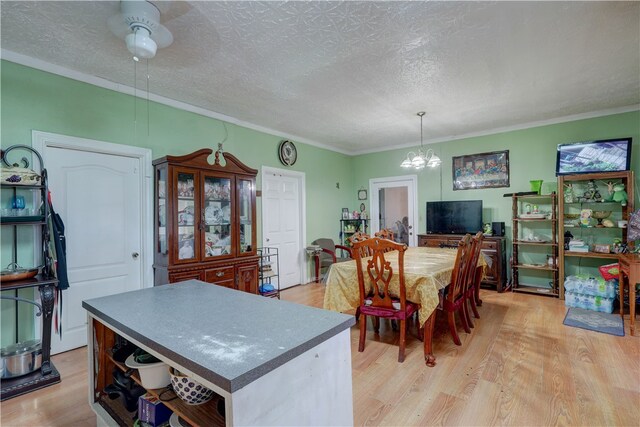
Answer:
[0,340,42,378]
[0,263,39,283]
[592,211,612,219]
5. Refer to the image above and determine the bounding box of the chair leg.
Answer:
[470,290,480,319]
[355,306,360,322]
[398,319,406,363]
[358,314,367,352]
[314,257,320,283]
[475,267,483,307]
[448,311,461,346]
[373,316,380,333]
[464,295,474,329]
[460,303,471,334]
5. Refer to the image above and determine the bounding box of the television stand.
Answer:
[417,234,507,292]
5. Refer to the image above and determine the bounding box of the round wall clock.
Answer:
[278,140,297,166]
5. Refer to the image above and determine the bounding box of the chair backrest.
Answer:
[447,234,473,302]
[311,238,337,262]
[464,231,485,290]
[347,232,371,258]
[352,237,408,309]
[374,228,395,241]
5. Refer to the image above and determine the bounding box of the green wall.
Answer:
[0,60,354,345]
[353,111,640,285]
[1,59,639,344]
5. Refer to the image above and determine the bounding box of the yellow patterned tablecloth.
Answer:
[323,246,464,327]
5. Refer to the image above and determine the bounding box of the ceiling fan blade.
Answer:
[150,0,193,23]
[151,25,173,48]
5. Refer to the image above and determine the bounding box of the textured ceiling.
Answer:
[1,1,639,154]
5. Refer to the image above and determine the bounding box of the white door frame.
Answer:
[369,175,419,247]
[32,130,154,289]
[260,166,307,284]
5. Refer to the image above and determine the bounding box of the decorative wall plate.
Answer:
[278,140,297,166]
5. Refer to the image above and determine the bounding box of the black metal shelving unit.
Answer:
[1,145,60,401]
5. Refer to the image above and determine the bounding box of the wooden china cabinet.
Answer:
[153,149,259,293]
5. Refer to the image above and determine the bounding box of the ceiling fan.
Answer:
[108,0,174,60]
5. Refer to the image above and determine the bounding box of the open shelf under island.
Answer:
[83,280,355,426]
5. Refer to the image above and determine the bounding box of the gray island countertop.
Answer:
[83,280,354,393]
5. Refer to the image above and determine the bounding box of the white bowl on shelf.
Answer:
[169,367,214,405]
[125,354,170,389]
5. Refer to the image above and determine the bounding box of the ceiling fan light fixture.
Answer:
[109,1,173,59]
[126,27,157,59]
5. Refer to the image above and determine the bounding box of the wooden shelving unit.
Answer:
[558,171,635,299]
[511,193,559,297]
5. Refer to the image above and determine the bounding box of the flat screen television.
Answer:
[426,200,483,234]
[556,137,632,175]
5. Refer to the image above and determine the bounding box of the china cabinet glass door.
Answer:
[202,175,233,259]
[175,170,197,262]
[156,167,168,255]
[238,178,255,254]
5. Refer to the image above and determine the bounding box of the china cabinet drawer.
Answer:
[169,270,203,283]
[205,266,234,283]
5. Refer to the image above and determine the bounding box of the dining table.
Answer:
[323,246,486,366]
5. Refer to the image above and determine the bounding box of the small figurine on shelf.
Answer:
[601,181,615,202]
[579,209,592,227]
[564,183,576,203]
[352,210,360,219]
[483,223,493,236]
[583,180,602,202]
[612,183,628,206]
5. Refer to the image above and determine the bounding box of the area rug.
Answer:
[563,307,624,336]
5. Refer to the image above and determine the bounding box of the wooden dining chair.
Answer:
[347,232,371,258]
[352,237,418,362]
[464,231,485,327]
[440,234,473,346]
[374,228,394,241]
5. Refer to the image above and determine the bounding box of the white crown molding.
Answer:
[2,49,638,158]
[353,104,640,156]
[0,49,351,155]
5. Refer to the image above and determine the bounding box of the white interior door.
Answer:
[35,136,149,354]
[261,167,305,289]
[370,175,418,247]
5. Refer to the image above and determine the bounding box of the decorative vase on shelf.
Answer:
[529,180,543,194]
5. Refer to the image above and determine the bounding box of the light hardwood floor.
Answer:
[2,284,638,426]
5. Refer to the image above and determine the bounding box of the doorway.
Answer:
[261,167,306,288]
[370,175,418,247]
[33,131,152,354]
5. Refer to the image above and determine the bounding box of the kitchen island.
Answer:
[83,280,355,426]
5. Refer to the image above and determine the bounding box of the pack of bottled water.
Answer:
[564,276,617,298]
[564,291,615,313]
[564,276,618,313]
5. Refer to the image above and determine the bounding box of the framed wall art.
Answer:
[452,150,510,191]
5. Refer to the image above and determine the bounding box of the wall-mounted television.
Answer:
[426,200,483,234]
[556,138,632,176]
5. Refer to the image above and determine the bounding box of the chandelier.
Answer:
[400,112,442,170]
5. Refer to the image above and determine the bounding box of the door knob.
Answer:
[132,252,139,259]
[266,238,270,242]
